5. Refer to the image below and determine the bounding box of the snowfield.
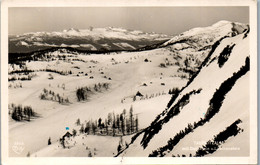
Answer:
[8,20,250,157]
[9,47,188,157]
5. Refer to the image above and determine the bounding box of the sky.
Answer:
[8,7,249,35]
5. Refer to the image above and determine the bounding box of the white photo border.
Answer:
[1,0,257,164]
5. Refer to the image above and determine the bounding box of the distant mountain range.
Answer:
[9,27,171,53]
[9,21,249,68]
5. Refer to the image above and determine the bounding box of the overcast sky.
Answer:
[9,7,249,35]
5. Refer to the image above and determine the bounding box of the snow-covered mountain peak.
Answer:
[62,28,80,33]
[161,21,248,50]
[211,20,232,27]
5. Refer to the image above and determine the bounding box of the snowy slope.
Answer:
[8,47,187,157]
[162,20,248,48]
[155,20,249,75]
[8,21,250,157]
[120,27,250,157]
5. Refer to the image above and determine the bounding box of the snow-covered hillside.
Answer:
[8,21,250,157]
[157,20,249,74]
[162,20,248,47]
[118,25,250,157]
[9,27,170,53]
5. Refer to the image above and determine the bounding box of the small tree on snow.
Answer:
[117,144,122,153]
[105,119,109,135]
[88,151,92,157]
[98,118,102,128]
[129,106,134,133]
[92,121,97,135]
[116,114,120,130]
[85,122,91,134]
[80,124,85,134]
[112,120,116,136]
[126,118,130,134]
[76,118,81,126]
[120,113,125,135]
[107,113,112,125]
[133,95,136,102]
[48,137,52,145]
[135,115,139,132]
[72,129,77,137]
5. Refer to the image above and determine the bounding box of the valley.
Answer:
[8,20,250,157]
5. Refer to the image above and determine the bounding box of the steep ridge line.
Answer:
[148,56,249,157]
[166,35,230,109]
[140,89,202,149]
[243,26,250,39]
[114,89,202,157]
[204,57,249,120]
[116,32,244,157]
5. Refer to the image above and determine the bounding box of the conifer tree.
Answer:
[92,121,97,135]
[80,124,85,134]
[72,129,77,137]
[107,113,112,125]
[120,113,125,135]
[85,122,91,134]
[126,118,130,134]
[112,113,116,136]
[129,106,134,133]
[48,137,52,145]
[98,118,102,128]
[116,114,120,130]
[105,119,109,135]
[76,118,81,126]
[135,115,139,132]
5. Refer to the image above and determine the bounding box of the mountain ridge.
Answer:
[117,25,250,157]
[9,27,171,53]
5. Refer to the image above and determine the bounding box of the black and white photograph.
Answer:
[1,0,258,164]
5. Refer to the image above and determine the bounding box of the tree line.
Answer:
[42,68,72,76]
[141,89,202,149]
[40,88,70,104]
[218,44,236,68]
[9,104,36,121]
[73,105,139,137]
[195,119,243,157]
[168,87,180,95]
[149,122,194,157]
[76,83,110,101]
